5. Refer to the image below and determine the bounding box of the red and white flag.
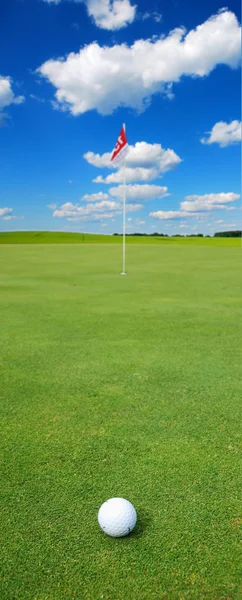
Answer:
[111,124,129,165]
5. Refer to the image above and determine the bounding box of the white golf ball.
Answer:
[98,498,137,537]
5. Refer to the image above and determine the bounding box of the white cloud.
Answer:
[150,192,240,220]
[125,203,143,212]
[87,213,116,220]
[0,207,13,218]
[125,143,181,170]
[89,142,182,184]
[53,203,88,218]
[181,192,240,212]
[43,0,136,30]
[0,76,24,111]
[150,210,194,220]
[90,200,120,211]
[47,203,57,209]
[0,207,23,220]
[38,10,241,115]
[109,183,168,201]
[49,199,143,220]
[94,167,159,184]
[86,0,136,30]
[84,151,112,169]
[142,11,162,23]
[85,142,182,183]
[201,120,241,146]
[86,142,181,192]
[82,191,110,202]
[53,200,119,217]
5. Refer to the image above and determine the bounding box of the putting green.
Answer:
[0,243,241,599]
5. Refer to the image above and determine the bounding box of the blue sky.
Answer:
[0,0,241,235]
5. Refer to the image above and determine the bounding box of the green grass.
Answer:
[0,243,241,600]
[0,230,240,246]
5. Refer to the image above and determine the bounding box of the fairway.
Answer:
[0,243,241,600]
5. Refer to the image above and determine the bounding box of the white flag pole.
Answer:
[121,123,127,275]
[121,159,126,274]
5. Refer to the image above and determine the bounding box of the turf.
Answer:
[0,243,241,600]
[0,230,240,246]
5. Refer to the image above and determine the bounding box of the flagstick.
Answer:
[110,122,128,275]
[121,158,126,275]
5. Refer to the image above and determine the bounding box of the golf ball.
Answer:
[98,498,137,537]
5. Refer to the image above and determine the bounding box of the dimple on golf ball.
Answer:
[98,498,137,537]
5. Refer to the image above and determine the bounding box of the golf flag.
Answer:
[111,124,129,165]
[111,124,128,275]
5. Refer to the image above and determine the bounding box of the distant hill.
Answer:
[0,231,240,246]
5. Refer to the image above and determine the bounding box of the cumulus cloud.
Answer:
[84,151,112,169]
[0,75,24,125]
[201,120,242,147]
[125,203,143,212]
[49,199,143,220]
[43,0,136,30]
[0,207,23,220]
[109,183,169,201]
[0,207,13,218]
[150,192,240,220]
[0,76,24,111]
[53,200,117,218]
[82,192,110,202]
[38,10,240,115]
[150,210,194,220]
[124,143,181,172]
[85,141,182,183]
[86,0,136,30]
[181,192,240,212]
[93,167,159,184]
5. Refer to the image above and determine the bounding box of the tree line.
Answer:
[113,231,241,238]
